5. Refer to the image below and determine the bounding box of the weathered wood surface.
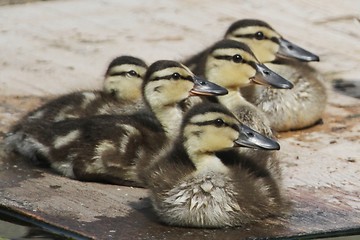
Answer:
[0,0,360,239]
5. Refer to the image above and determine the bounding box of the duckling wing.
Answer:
[21,91,102,124]
[5,113,167,186]
[242,62,326,131]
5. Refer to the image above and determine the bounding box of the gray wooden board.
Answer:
[0,131,359,240]
[1,92,359,239]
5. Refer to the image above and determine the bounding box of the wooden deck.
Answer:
[0,1,359,239]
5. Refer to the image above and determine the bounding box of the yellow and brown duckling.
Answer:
[224,19,319,63]
[186,19,326,131]
[5,60,227,186]
[18,55,148,125]
[199,39,293,132]
[190,39,292,181]
[142,102,284,228]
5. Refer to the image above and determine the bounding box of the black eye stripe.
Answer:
[214,55,256,67]
[109,71,141,78]
[247,61,257,69]
[270,36,279,43]
[192,120,238,131]
[233,34,278,43]
[152,74,193,82]
[108,72,127,77]
[214,55,233,61]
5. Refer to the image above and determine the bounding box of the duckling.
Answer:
[141,102,284,228]
[16,55,148,126]
[185,19,326,131]
[5,60,227,186]
[191,39,292,181]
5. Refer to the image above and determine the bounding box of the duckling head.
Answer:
[143,60,227,110]
[103,55,148,101]
[224,19,319,63]
[205,39,293,90]
[182,103,280,170]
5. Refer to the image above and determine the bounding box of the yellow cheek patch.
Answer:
[251,41,278,62]
[103,76,142,99]
[184,124,238,153]
[162,80,193,100]
[202,127,238,150]
[144,80,193,107]
[206,50,257,88]
[215,64,251,87]
[114,79,143,100]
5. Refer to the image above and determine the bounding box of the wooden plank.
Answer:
[1,96,360,239]
[1,0,360,96]
[0,0,360,239]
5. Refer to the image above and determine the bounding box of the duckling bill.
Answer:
[276,37,319,62]
[251,63,293,89]
[236,123,279,150]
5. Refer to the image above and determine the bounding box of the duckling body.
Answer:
[241,60,326,131]
[215,92,282,181]
[142,103,284,228]
[192,39,293,181]
[24,90,144,123]
[185,19,326,131]
[5,60,227,186]
[10,112,165,186]
[18,55,148,125]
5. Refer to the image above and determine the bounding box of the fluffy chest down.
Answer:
[152,172,250,228]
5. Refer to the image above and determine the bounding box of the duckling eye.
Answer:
[232,54,243,63]
[127,70,137,76]
[172,72,181,80]
[214,118,225,127]
[255,31,264,40]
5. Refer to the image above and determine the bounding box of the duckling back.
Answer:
[6,112,166,186]
[17,56,147,125]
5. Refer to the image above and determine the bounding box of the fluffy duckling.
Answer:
[18,55,148,125]
[191,39,292,181]
[142,102,284,228]
[5,60,227,186]
[200,39,293,132]
[186,19,326,131]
